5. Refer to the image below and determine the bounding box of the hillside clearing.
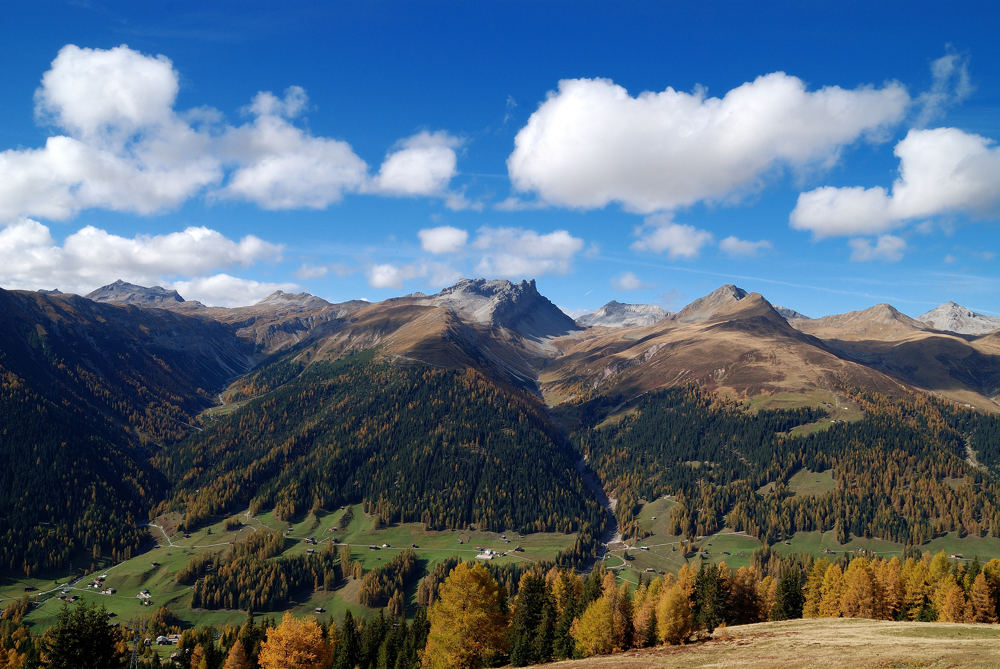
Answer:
[539,618,1000,668]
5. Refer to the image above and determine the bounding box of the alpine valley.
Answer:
[3,277,1000,637]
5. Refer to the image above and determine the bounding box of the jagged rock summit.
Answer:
[86,279,185,306]
[424,278,579,340]
[673,284,749,323]
[774,306,810,320]
[919,302,1000,335]
[255,290,332,309]
[576,301,669,328]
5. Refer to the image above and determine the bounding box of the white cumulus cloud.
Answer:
[849,235,907,262]
[631,215,713,259]
[218,87,368,209]
[0,45,466,222]
[418,226,468,254]
[373,131,461,197]
[473,227,584,277]
[367,263,426,289]
[719,236,773,257]
[0,218,282,297]
[508,73,908,213]
[172,274,298,307]
[791,128,1000,237]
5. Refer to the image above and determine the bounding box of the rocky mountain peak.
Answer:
[86,279,185,306]
[919,302,1000,335]
[427,278,577,339]
[774,306,809,320]
[673,284,749,323]
[255,290,331,309]
[576,301,669,328]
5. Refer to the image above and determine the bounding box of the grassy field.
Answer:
[599,495,1000,591]
[745,389,865,437]
[786,468,836,496]
[541,618,1000,668]
[0,504,578,632]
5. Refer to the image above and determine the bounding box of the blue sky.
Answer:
[1,1,998,317]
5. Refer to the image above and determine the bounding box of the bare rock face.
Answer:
[423,278,579,340]
[774,306,810,320]
[576,301,669,328]
[87,279,187,306]
[919,302,1000,335]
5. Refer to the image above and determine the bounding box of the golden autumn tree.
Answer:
[657,565,696,645]
[802,559,829,618]
[970,572,998,623]
[570,573,633,656]
[570,596,617,657]
[873,557,904,620]
[840,558,879,619]
[631,578,662,648]
[818,564,845,618]
[423,562,509,669]
[934,576,970,623]
[258,612,333,669]
[222,639,253,669]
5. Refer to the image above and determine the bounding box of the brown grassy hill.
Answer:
[540,293,908,406]
[789,305,1000,412]
[539,618,1000,668]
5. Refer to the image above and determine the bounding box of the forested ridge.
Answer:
[573,386,1000,547]
[0,289,251,575]
[155,353,605,536]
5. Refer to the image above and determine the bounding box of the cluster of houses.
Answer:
[136,589,153,606]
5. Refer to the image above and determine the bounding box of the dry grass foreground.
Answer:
[538,618,1000,668]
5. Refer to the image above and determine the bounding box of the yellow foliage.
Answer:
[656,567,695,645]
[571,597,618,657]
[840,558,878,619]
[423,562,509,668]
[818,564,844,618]
[222,639,253,669]
[258,612,332,669]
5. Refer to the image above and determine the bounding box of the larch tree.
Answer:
[840,558,878,619]
[970,572,998,623]
[802,559,830,618]
[423,562,509,668]
[222,639,252,669]
[258,612,333,669]
[818,564,845,618]
[657,566,696,645]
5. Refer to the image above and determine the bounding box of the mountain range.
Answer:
[3,276,1000,577]
[70,277,1000,410]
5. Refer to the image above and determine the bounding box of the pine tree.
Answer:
[333,611,359,669]
[42,601,128,669]
[509,572,546,666]
[771,569,804,621]
[694,563,730,631]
